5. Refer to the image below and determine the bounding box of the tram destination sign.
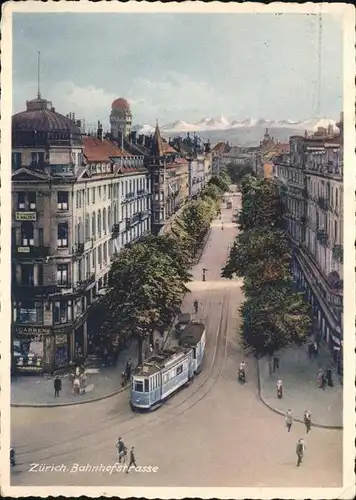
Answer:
[15,211,37,221]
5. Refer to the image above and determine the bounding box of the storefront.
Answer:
[12,326,52,373]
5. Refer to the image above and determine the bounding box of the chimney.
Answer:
[51,107,56,113]
[97,120,103,141]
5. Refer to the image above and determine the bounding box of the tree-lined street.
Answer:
[11,193,342,488]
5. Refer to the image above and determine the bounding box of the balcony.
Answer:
[74,273,96,292]
[73,243,84,256]
[12,282,72,298]
[332,245,343,263]
[12,245,50,259]
[137,189,147,197]
[84,238,94,252]
[317,196,329,211]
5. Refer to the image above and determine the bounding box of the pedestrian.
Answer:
[276,379,283,399]
[317,368,324,388]
[154,339,160,353]
[273,354,280,372]
[304,410,312,433]
[116,437,126,463]
[54,375,62,398]
[296,438,306,467]
[126,446,137,473]
[321,371,326,390]
[125,358,132,379]
[221,222,224,230]
[149,344,154,356]
[313,341,318,357]
[285,409,293,432]
[326,367,333,387]
[121,371,127,387]
[307,340,314,359]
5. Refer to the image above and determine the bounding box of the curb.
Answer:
[256,359,343,430]
[11,383,131,408]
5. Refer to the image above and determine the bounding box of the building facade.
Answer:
[11,95,150,373]
[110,98,132,142]
[273,118,343,372]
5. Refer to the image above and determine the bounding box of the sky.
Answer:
[12,12,343,129]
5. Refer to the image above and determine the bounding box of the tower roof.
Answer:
[111,98,130,110]
[151,122,165,157]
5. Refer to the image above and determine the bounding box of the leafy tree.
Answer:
[238,177,286,231]
[102,244,188,364]
[200,183,221,202]
[179,198,215,251]
[240,282,312,359]
[222,228,291,294]
[226,163,255,184]
[208,172,230,193]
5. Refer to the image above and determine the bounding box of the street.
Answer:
[11,195,342,488]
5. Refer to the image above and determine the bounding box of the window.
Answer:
[98,244,102,266]
[38,227,44,247]
[21,222,34,246]
[92,248,96,269]
[134,381,143,392]
[97,211,101,237]
[85,214,90,240]
[334,220,338,241]
[12,152,22,169]
[28,192,37,210]
[98,186,102,200]
[18,300,43,324]
[21,264,34,286]
[103,185,107,200]
[103,242,107,263]
[53,300,72,325]
[176,365,183,376]
[103,208,107,234]
[18,192,26,210]
[335,189,338,208]
[57,264,69,285]
[92,212,96,237]
[57,222,68,247]
[87,189,90,205]
[144,379,149,392]
[57,191,69,210]
[92,187,96,204]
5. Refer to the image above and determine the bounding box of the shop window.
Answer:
[21,222,34,246]
[17,192,26,210]
[57,263,69,285]
[21,264,34,286]
[57,191,69,210]
[57,222,68,247]
[17,300,43,324]
[53,300,72,325]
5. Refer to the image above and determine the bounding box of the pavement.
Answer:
[257,342,343,428]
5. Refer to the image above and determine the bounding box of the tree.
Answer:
[238,177,286,231]
[200,183,222,202]
[226,163,255,184]
[208,172,230,193]
[178,198,216,253]
[102,243,188,365]
[222,228,292,294]
[240,282,312,359]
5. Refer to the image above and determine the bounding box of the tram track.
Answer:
[13,289,231,472]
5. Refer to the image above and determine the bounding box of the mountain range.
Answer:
[132,116,339,137]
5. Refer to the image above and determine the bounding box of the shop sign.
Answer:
[17,246,31,253]
[14,326,51,335]
[56,334,67,345]
[15,212,37,221]
[53,326,72,334]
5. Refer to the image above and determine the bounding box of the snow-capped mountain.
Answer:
[132,116,339,136]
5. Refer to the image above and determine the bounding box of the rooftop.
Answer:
[133,347,190,376]
[179,322,206,347]
[83,136,129,162]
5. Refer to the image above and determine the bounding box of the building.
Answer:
[147,125,189,234]
[256,129,289,178]
[211,141,230,176]
[11,94,150,373]
[273,116,343,372]
[110,97,132,144]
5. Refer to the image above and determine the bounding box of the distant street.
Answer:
[11,195,342,487]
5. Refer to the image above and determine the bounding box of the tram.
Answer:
[130,322,206,411]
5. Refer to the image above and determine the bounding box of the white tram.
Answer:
[130,322,206,411]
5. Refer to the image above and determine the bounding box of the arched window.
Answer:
[92,212,96,237]
[21,222,34,246]
[97,210,101,236]
[103,208,107,235]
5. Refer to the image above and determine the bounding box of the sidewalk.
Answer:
[257,343,343,429]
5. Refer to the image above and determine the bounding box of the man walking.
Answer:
[285,409,293,432]
[126,446,137,473]
[54,375,62,398]
[304,410,312,433]
[125,359,132,381]
[296,438,306,467]
[116,437,126,463]
[273,354,280,372]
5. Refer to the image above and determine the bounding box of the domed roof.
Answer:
[12,97,80,135]
[111,97,130,110]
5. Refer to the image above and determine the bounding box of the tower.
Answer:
[110,97,132,142]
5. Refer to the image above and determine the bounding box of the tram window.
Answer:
[144,379,149,392]
[193,348,196,359]
[134,381,143,392]
[176,365,183,375]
